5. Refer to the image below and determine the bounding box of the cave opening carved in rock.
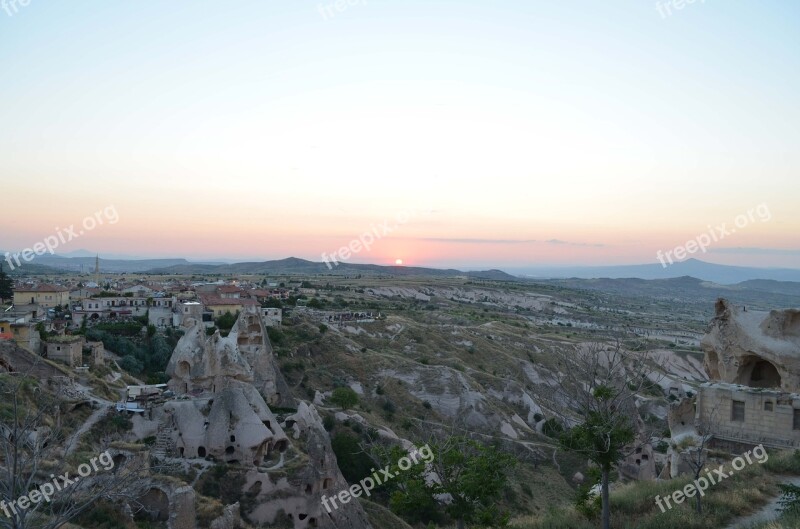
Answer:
[737,356,782,388]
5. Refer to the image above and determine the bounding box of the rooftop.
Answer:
[15,284,69,293]
[45,335,84,344]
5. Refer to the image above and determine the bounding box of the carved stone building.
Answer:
[697,299,800,449]
[150,307,372,529]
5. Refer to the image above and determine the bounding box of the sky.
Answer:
[1,0,799,269]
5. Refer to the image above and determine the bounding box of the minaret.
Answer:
[94,254,100,286]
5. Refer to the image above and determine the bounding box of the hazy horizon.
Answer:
[6,249,800,275]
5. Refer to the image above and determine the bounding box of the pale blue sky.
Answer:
[1,1,798,267]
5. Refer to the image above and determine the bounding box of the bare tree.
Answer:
[677,405,718,514]
[0,373,152,529]
[539,339,662,529]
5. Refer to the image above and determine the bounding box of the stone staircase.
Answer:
[152,426,176,458]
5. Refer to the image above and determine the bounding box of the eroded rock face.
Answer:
[162,383,288,464]
[239,402,373,529]
[158,310,371,529]
[166,308,293,408]
[166,320,254,395]
[135,481,196,529]
[702,299,800,391]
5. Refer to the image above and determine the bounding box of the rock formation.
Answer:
[162,384,288,464]
[702,298,800,391]
[166,308,293,407]
[155,308,372,529]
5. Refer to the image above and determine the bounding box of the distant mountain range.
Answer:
[2,252,799,285]
[0,252,225,273]
[147,257,517,280]
[509,258,800,284]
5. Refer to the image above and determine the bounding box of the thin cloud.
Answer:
[708,247,800,256]
[418,237,605,247]
[421,238,538,244]
[546,239,605,248]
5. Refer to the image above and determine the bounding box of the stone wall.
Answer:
[44,337,84,367]
[697,383,800,449]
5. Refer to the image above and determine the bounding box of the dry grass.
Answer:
[513,459,780,529]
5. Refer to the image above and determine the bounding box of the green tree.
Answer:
[215,311,238,331]
[542,341,653,529]
[308,297,323,309]
[329,387,359,409]
[120,355,144,374]
[331,433,374,483]
[261,298,282,308]
[0,263,12,302]
[434,438,515,528]
[35,322,49,340]
[381,437,515,529]
[377,445,440,525]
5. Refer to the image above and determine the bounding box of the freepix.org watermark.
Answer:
[3,205,119,271]
[656,203,771,268]
[321,444,434,513]
[655,0,706,19]
[654,444,768,513]
[1,451,115,518]
[318,0,367,21]
[321,208,419,270]
[1,0,31,17]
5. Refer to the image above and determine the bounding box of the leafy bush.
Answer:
[779,483,800,514]
[120,355,144,374]
[215,311,238,331]
[267,326,286,346]
[93,322,143,336]
[331,433,374,484]
[322,415,336,431]
[330,387,359,409]
[75,501,129,529]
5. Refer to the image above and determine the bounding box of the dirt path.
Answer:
[725,476,800,529]
[64,404,110,456]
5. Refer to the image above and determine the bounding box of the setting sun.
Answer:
[395,259,403,265]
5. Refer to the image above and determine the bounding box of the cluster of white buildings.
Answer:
[1,280,285,364]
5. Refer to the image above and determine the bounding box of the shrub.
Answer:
[267,326,286,346]
[120,355,144,374]
[765,449,800,474]
[331,433,374,483]
[330,387,359,409]
[215,311,238,331]
[542,418,564,438]
[322,414,336,431]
